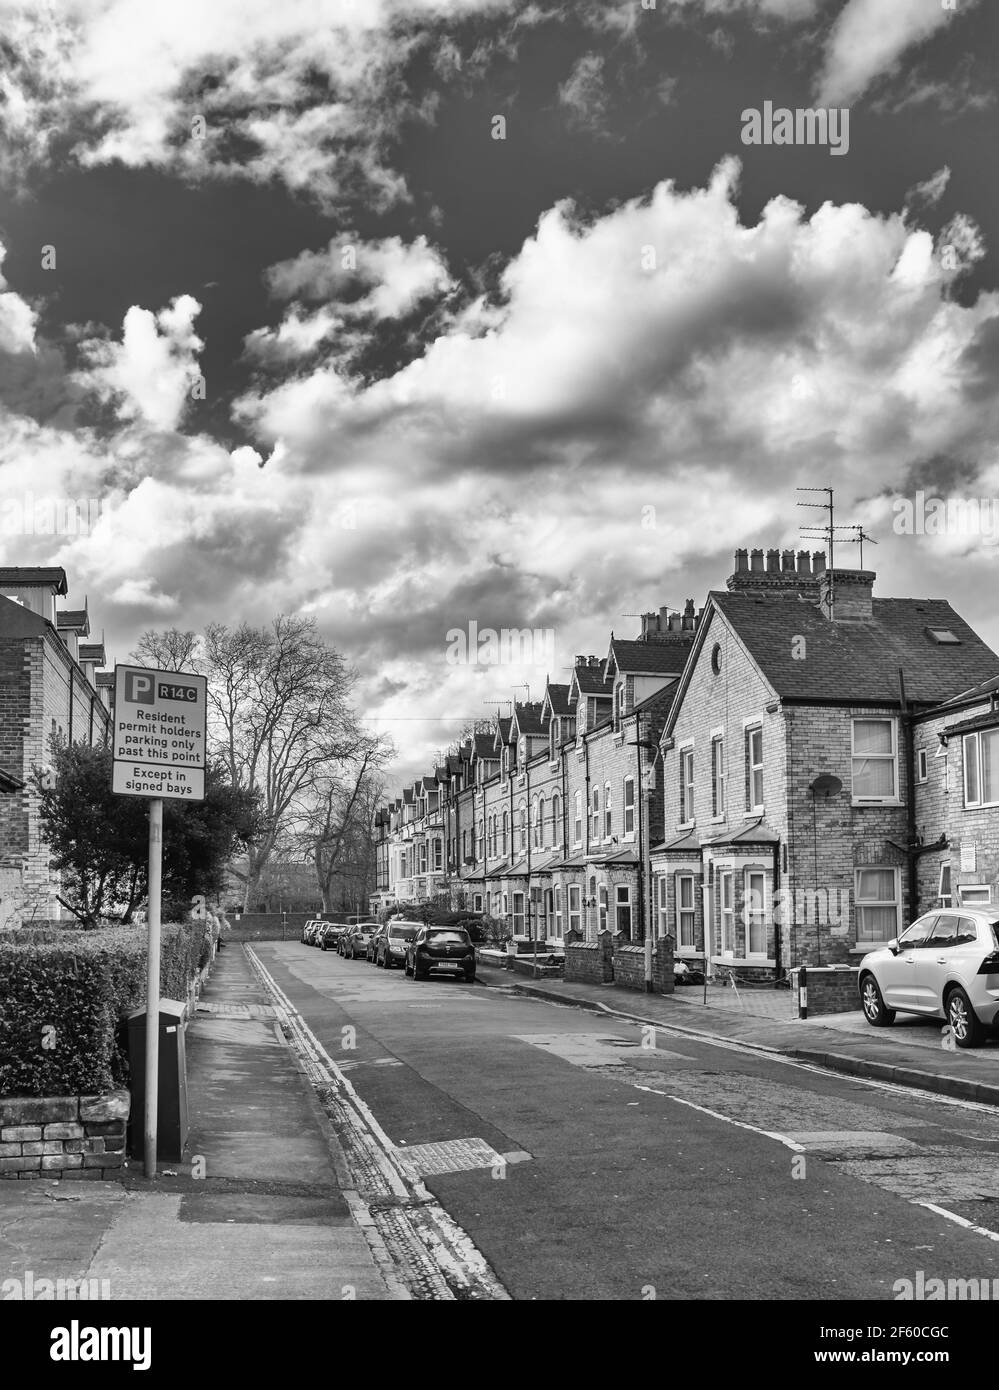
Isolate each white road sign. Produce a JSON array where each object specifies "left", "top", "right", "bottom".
[{"left": 112, "top": 664, "right": 208, "bottom": 801}]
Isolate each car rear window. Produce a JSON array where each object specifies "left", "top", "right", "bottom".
[
  {"left": 389, "top": 925, "right": 418, "bottom": 940},
  {"left": 427, "top": 930, "right": 470, "bottom": 944}
]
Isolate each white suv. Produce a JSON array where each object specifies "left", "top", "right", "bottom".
[{"left": 858, "top": 907, "right": 999, "bottom": 1047}]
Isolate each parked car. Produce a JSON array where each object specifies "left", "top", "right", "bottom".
[
  {"left": 858, "top": 906, "right": 999, "bottom": 1047},
  {"left": 319, "top": 923, "right": 346, "bottom": 952},
  {"left": 375, "top": 921, "right": 421, "bottom": 969},
  {"left": 342, "top": 923, "right": 378, "bottom": 959},
  {"left": 405, "top": 926, "right": 476, "bottom": 982},
  {"left": 302, "top": 919, "right": 323, "bottom": 944},
  {"left": 301, "top": 919, "right": 317, "bottom": 943}
]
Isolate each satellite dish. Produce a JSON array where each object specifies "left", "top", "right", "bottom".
[{"left": 809, "top": 773, "right": 843, "bottom": 797}]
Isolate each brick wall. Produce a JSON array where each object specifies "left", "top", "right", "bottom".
[
  {"left": 0, "top": 1090, "right": 129, "bottom": 1179},
  {"left": 228, "top": 912, "right": 316, "bottom": 940},
  {"left": 612, "top": 933, "right": 675, "bottom": 994},
  {"left": 789, "top": 965, "right": 860, "bottom": 1016},
  {"left": 914, "top": 702, "right": 999, "bottom": 913},
  {"left": 565, "top": 932, "right": 614, "bottom": 984}
]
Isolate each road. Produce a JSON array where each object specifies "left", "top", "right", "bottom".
[{"left": 252, "top": 941, "right": 999, "bottom": 1302}]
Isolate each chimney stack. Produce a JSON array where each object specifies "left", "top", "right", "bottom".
[
  {"left": 727, "top": 546, "right": 826, "bottom": 595},
  {"left": 818, "top": 569, "right": 875, "bottom": 622}
]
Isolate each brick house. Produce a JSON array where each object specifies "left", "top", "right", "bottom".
[
  {"left": 655, "top": 548, "right": 999, "bottom": 980},
  {"left": 0, "top": 567, "right": 113, "bottom": 926},
  {"left": 913, "top": 674, "right": 999, "bottom": 915}
]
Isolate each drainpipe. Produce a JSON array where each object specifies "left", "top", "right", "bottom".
[
  {"left": 772, "top": 838, "right": 782, "bottom": 979},
  {"left": 898, "top": 668, "right": 918, "bottom": 924},
  {"left": 635, "top": 711, "right": 646, "bottom": 944}
]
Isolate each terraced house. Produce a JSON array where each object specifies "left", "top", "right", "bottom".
[
  {"left": 654, "top": 549, "right": 999, "bottom": 981},
  {"left": 0, "top": 567, "right": 113, "bottom": 927}
]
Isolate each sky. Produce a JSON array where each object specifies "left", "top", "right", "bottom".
[{"left": 0, "top": 0, "right": 996, "bottom": 795}]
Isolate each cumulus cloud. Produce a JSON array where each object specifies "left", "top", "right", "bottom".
[
  {"left": 815, "top": 0, "right": 979, "bottom": 107},
  {"left": 74, "top": 295, "right": 204, "bottom": 432},
  {"left": 266, "top": 235, "right": 452, "bottom": 318},
  {"left": 0, "top": 241, "right": 37, "bottom": 356}
]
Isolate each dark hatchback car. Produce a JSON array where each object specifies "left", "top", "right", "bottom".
[{"left": 405, "top": 926, "right": 476, "bottom": 983}]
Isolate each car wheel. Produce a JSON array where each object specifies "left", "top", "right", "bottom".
[
  {"left": 860, "top": 975, "right": 895, "bottom": 1027},
  {"left": 947, "top": 987, "right": 986, "bottom": 1048}
]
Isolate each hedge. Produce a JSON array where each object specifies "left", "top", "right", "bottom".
[{"left": 0, "top": 920, "right": 214, "bottom": 1098}]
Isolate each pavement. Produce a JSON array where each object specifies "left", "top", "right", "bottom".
[
  {"left": 479, "top": 965, "right": 999, "bottom": 1106},
  {"left": 0, "top": 944, "right": 403, "bottom": 1301}
]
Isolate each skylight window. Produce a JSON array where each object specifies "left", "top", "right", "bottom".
[{"left": 927, "top": 628, "right": 961, "bottom": 644}]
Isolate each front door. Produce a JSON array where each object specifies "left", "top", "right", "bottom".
[{"left": 880, "top": 915, "right": 937, "bottom": 1010}]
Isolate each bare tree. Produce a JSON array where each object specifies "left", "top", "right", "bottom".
[
  {"left": 130, "top": 628, "right": 201, "bottom": 672},
  {"left": 299, "top": 736, "right": 392, "bottom": 911},
  {"left": 202, "top": 616, "right": 360, "bottom": 910}
]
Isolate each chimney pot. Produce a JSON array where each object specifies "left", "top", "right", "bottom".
[
  {"left": 750, "top": 548, "right": 765, "bottom": 572},
  {"left": 812, "top": 551, "right": 826, "bottom": 575},
  {"left": 683, "top": 598, "right": 695, "bottom": 617},
  {"left": 766, "top": 548, "right": 781, "bottom": 573},
  {"left": 796, "top": 550, "right": 810, "bottom": 574},
  {"left": 734, "top": 548, "right": 749, "bottom": 573},
  {"left": 781, "top": 549, "right": 795, "bottom": 572}
]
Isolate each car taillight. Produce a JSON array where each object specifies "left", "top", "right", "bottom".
[{"left": 977, "top": 952, "right": 999, "bottom": 975}]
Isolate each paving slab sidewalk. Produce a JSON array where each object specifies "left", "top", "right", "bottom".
[
  {"left": 483, "top": 967, "right": 999, "bottom": 1106},
  {"left": 0, "top": 946, "right": 399, "bottom": 1300}
]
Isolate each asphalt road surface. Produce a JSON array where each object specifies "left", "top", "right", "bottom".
[{"left": 254, "top": 941, "right": 999, "bottom": 1302}]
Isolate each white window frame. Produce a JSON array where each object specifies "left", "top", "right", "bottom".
[
  {"left": 851, "top": 717, "right": 899, "bottom": 804},
  {"left": 598, "top": 884, "right": 608, "bottom": 933},
  {"left": 957, "top": 883, "right": 993, "bottom": 905},
  {"left": 718, "top": 869, "right": 734, "bottom": 956},
  {"left": 938, "top": 861, "right": 952, "bottom": 907},
  {"left": 676, "top": 873, "right": 697, "bottom": 950},
  {"left": 622, "top": 777, "right": 635, "bottom": 838},
  {"left": 519, "top": 802, "right": 527, "bottom": 854},
  {"left": 591, "top": 786, "right": 601, "bottom": 841},
  {"left": 917, "top": 747, "right": 928, "bottom": 783},
  {"left": 552, "top": 793, "right": 561, "bottom": 847},
  {"left": 604, "top": 781, "right": 612, "bottom": 839},
  {"left": 433, "top": 839, "right": 443, "bottom": 872},
  {"left": 573, "top": 791, "right": 583, "bottom": 847},
  {"left": 537, "top": 795, "right": 545, "bottom": 849},
  {"left": 711, "top": 734, "right": 726, "bottom": 818},
  {"left": 501, "top": 811, "right": 508, "bottom": 857},
  {"left": 745, "top": 726, "right": 764, "bottom": 813},
  {"left": 656, "top": 875, "right": 668, "bottom": 938},
  {"left": 512, "top": 891, "right": 526, "bottom": 935},
  {"left": 568, "top": 884, "right": 582, "bottom": 935},
  {"left": 854, "top": 866, "right": 901, "bottom": 948},
  {"left": 532, "top": 796, "right": 539, "bottom": 849},
  {"left": 963, "top": 729, "right": 999, "bottom": 809},
  {"left": 680, "top": 746, "right": 695, "bottom": 826},
  {"left": 472, "top": 893, "right": 483, "bottom": 912},
  {"left": 554, "top": 887, "right": 563, "bottom": 939},
  {"left": 744, "top": 868, "right": 767, "bottom": 957},
  {"left": 615, "top": 884, "right": 632, "bottom": 936}
]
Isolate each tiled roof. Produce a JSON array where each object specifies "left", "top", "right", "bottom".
[
  {"left": 632, "top": 679, "right": 680, "bottom": 717},
  {"left": 714, "top": 591, "right": 999, "bottom": 706},
  {"left": 705, "top": 819, "right": 781, "bottom": 846},
  {"left": 651, "top": 829, "right": 702, "bottom": 854},
  {"left": 513, "top": 702, "right": 546, "bottom": 736},
  {"left": 496, "top": 718, "right": 512, "bottom": 743},
  {"left": 95, "top": 672, "right": 114, "bottom": 687},
  {"left": 77, "top": 643, "right": 106, "bottom": 664},
  {"left": 573, "top": 663, "right": 613, "bottom": 696},
  {"left": 585, "top": 847, "right": 641, "bottom": 866},
  {"left": 931, "top": 673, "right": 999, "bottom": 712},
  {"left": 943, "top": 710, "right": 999, "bottom": 738},
  {"left": 0, "top": 567, "right": 67, "bottom": 594},
  {"left": 544, "top": 683, "right": 572, "bottom": 718},
  {"left": 56, "top": 609, "right": 90, "bottom": 633},
  {"left": 608, "top": 638, "right": 689, "bottom": 677},
  {"left": 472, "top": 733, "right": 496, "bottom": 759}
]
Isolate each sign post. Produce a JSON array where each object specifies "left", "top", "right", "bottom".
[{"left": 112, "top": 665, "right": 207, "bottom": 1179}]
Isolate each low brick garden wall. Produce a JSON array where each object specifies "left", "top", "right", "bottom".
[
  {"left": 612, "top": 938, "right": 675, "bottom": 995},
  {"left": 565, "top": 939, "right": 615, "bottom": 984},
  {"left": 790, "top": 965, "right": 860, "bottom": 1016},
  {"left": 1, "top": 1090, "right": 129, "bottom": 1179},
  {"left": 228, "top": 912, "right": 316, "bottom": 941}
]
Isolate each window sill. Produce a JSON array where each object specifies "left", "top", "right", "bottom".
[
  {"left": 744, "top": 808, "right": 765, "bottom": 818},
  {"left": 710, "top": 815, "right": 726, "bottom": 824},
  {"left": 851, "top": 799, "right": 902, "bottom": 809},
  {"left": 710, "top": 956, "right": 775, "bottom": 967}
]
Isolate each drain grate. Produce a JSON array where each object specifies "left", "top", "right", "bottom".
[{"left": 396, "top": 1138, "right": 505, "bottom": 1177}]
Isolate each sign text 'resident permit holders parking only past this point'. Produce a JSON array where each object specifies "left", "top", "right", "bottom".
[{"left": 111, "top": 664, "right": 208, "bottom": 801}]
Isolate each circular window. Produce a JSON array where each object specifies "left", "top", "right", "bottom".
[{"left": 711, "top": 642, "right": 723, "bottom": 675}]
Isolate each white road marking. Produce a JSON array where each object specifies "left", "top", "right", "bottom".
[
  {"left": 632, "top": 1085, "right": 806, "bottom": 1153},
  {"left": 917, "top": 1202, "right": 999, "bottom": 1243}
]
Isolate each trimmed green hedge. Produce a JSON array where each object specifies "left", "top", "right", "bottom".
[{"left": 0, "top": 921, "right": 214, "bottom": 1098}]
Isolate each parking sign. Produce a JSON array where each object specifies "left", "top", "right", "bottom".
[{"left": 112, "top": 664, "right": 208, "bottom": 801}]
